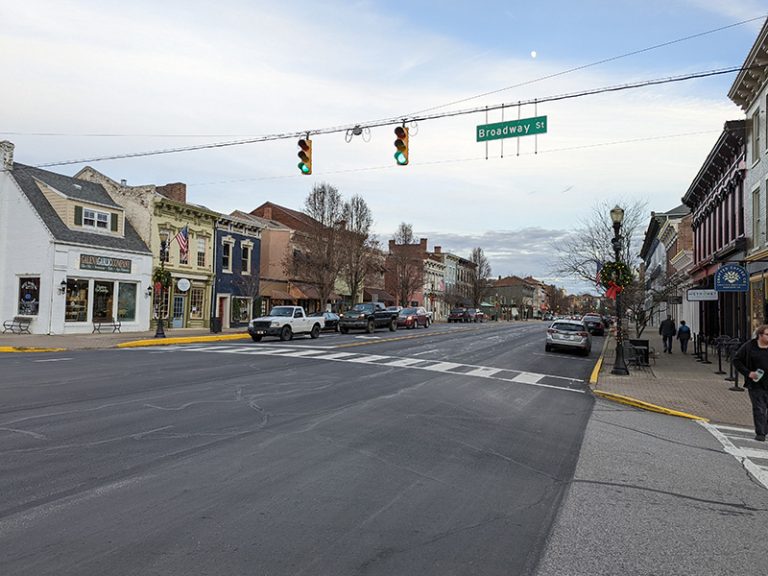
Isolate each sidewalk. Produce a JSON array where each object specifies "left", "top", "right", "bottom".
[
  {"left": 0, "top": 326, "right": 251, "bottom": 352},
  {"left": 594, "top": 330, "right": 753, "bottom": 428}
]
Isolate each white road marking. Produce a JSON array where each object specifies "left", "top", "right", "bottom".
[
  {"left": 279, "top": 349, "right": 328, "bottom": 357},
  {"left": 345, "top": 355, "right": 392, "bottom": 363},
  {"left": 32, "top": 358, "right": 73, "bottom": 362},
  {"left": 511, "top": 372, "right": 544, "bottom": 384},
  {"left": 384, "top": 358, "right": 427, "bottom": 367},
  {"left": 423, "top": 361, "right": 464, "bottom": 372},
  {"left": 465, "top": 367, "right": 503, "bottom": 378},
  {"left": 699, "top": 421, "right": 768, "bottom": 490}
]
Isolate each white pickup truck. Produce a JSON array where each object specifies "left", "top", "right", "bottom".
[{"left": 247, "top": 306, "right": 324, "bottom": 342}]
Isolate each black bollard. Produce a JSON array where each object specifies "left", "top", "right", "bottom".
[
  {"left": 693, "top": 334, "right": 702, "bottom": 360},
  {"left": 702, "top": 336, "right": 712, "bottom": 364},
  {"left": 714, "top": 337, "right": 726, "bottom": 375}
]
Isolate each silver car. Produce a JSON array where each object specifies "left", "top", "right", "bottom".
[{"left": 545, "top": 319, "right": 592, "bottom": 356}]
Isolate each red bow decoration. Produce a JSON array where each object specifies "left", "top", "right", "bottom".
[{"left": 605, "top": 281, "right": 624, "bottom": 300}]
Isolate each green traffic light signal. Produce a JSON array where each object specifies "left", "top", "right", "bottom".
[
  {"left": 394, "top": 126, "right": 409, "bottom": 166},
  {"left": 298, "top": 138, "right": 312, "bottom": 175}
]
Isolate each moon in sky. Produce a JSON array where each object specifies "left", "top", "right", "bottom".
[{"left": 530, "top": 50, "right": 537, "bottom": 59}]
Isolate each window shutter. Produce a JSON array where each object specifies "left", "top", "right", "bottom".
[
  {"left": 110, "top": 213, "right": 118, "bottom": 232},
  {"left": 74, "top": 206, "right": 83, "bottom": 225}
]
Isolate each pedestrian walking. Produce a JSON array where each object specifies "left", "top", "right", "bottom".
[
  {"left": 659, "top": 315, "right": 676, "bottom": 354},
  {"left": 676, "top": 320, "right": 691, "bottom": 354},
  {"left": 732, "top": 325, "right": 768, "bottom": 442}
]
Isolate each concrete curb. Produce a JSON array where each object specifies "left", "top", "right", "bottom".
[
  {"left": 589, "top": 337, "right": 611, "bottom": 385},
  {"left": 117, "top": 334, "right": 251, "bottom": 348},
  {"left": 593, "top": 390, "right": 709, "bottom": 421}
]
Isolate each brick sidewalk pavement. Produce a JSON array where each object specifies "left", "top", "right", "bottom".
[{"left": 594, "top": 330, "right": 753, "bottom": 427}]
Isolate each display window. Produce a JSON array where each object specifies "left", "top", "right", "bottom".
[
  {"left": 92, "top": 281, "right": 115, "bottom": 321},
  {"left": 65, "top": 279, "right": 89, "bottom": 322},
  {"left": 231, "top": 296, "right": 251, "bottom": 323},
  {"left": 18, "top": 277, "right": 40, "bottom": 315},
  {"left": 117, "top": 283, "right": 137, "bottom": 321},
  {"left": 190, "top": 288, "right": 204, "bottom": 319}
]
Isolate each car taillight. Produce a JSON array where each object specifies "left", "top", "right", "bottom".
[
  {"left": 547, "top": 328, "right": 556, "bottom": 334},
  {"left": 578, "top": 331, "right": 589, "bottom": 337}
]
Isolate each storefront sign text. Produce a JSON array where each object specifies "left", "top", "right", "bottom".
[{"left": 80, "top": 254, "right": 132, "bottom": 274}]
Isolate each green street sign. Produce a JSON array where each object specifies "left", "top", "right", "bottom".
[{"left": 476, "top": 115, "right": 547, "bottom": 142}]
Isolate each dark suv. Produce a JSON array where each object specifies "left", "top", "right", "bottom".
[
  {"left": 581, "top": 314, "right": 605, "bottom": 336},
  {"left": 448, "top": 308, "right": 469, "bottom": 323}
]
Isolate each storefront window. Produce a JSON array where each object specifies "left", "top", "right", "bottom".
[
  {"left": 190, "top": 288, "right": 204, "bottom": 319},
  {"left": 65, "top": 279, "right": 89, "bottom": 322},
  {"left": 18, "top": 277, "right": 40, "bottom": 315},
  {"left": 231, "top": 296, "right": 251, "bottom": 323},
  {"left": 117, "top": 283, "right": 137, "bottom": 321},
  {"left": 92, "top": 281, "right": 115, "bottom": 321}
]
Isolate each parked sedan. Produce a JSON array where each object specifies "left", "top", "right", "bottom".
[
  {"left": 397, "top": 307, "right": 430, "bottom": 329},
  {"left": 545, "top": 319, "right": 592, "bottom": 356},
  {"left": 309, "top": 311, "right": 340, "bottom": 332},
  {"left": 581, "top": 313, "right": 605, "bottom": 336}
]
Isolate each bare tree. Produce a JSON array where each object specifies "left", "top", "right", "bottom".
[
  {"left": 285, "top": 183, "right": 346, "bottom": 309},
  {"left": 386, "top": 222, "right": 424, "bottom": 307},
  {"left": 552, "top": 199, "right": 647, "bottom": 286},
  {"left": 339, "top": 195, "right": 380, "bottom": 306},
  {"left": 468, "top": 247, "right": 492, "bottom": 307}
]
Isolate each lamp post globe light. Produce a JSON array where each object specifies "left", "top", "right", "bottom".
[
  {"left": 154, "top": 230, "right": 169, "bottom": 339},
  {"left": 610, "top": 205, "right": 629, "bottom": 375}
]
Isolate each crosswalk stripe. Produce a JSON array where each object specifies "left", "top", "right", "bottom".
[
  {"left": 383, "top": 358, "right": 425, "bottom": 367},
  {"left": 423, "top": 361, "right": 464, "bottom": 372},
  {"left": 465, "top": 367, "right": 503, "bottom": 378},
  {"left": 699, "top": 421, "right": 768, "bottom": 490},
  {"left": 345, "top": 355, "right": 392, "bottom": 363},
  {"left": 510, "top": 372, "right": 544, "bottom": 384}
]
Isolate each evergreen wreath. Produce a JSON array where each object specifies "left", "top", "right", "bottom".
[
  {"left": 152, "top": 267, "right": 172, "bottom": 288},
  {"left": 600, "top": 261, "right": 632, "bottom": 289}
]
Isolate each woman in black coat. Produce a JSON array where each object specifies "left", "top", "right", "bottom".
[{"left": 732, "top": 325, "right": 768, "bottom": 442}]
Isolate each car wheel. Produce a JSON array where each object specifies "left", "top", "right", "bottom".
[
  {"left": 366, "top": 319, "right": 375, "bottom": 333},
  {"left": 310, "top": 324, "right": 321, "bottom": 339},
  {"left": 280, "top": 325, "right": 292, "bottom": 341},
  {"left": 545, "top": 344, "right": 552, "bottom": 352},
  {"left": 389, "top": 319, "right": 397, "bottom": 331},
  {"left": 340, "top": 326, "right": 349, "bottom": 334},
  {"left": 335, "top": 324, "right": 340, "bottom": 333},
  {"left": 425, "top": 318, "right": 430, "bottom": 328},
  {"left": 251, "top": 335, "right": 262, "bottom": 342}
]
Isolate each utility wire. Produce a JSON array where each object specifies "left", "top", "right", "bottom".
[{"left": 30, "top": 65, "right": 752, "bottom": 169}]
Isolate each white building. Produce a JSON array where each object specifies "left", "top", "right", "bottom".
[{"left": 0, "top": 142, "right": 153, "bottom": 334}]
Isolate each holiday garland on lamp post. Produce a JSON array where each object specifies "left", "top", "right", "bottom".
[{"left": 599, "top": 261, "right": 632, "bottom": 300}]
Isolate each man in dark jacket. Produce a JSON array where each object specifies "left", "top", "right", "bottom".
[
  {"left": 733, "top": 325, "right": 768, "bottom": 442},
  {"left": 676, "top": 320, "right": 691, "bottom": 354},
  {"left": 659, "top": 315, "right": 676, "bottom": 354}
]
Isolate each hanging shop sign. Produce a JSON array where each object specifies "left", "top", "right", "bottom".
[
  {"left": 687, "top": 289, "right": 718, "bottom": 301},
  {"left": 714, "top": 263, "right": 748, "bottom": 292},
  {"left": 80, "top": 254, "right": 132, "bottom": 274}
]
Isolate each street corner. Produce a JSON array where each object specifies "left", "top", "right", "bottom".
[
  {"left": 116, "top": 333, "right": 251, "bottom": 348},
  {"left": 592, "top": 390, "right": 708, "bottom": 422}
]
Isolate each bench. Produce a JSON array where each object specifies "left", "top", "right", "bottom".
[
  {"left": 92, "top": 317, "right": 121, "bottom": 333},
  {"left": 2, "top": 316, "right": 32, "bottom": 334}
]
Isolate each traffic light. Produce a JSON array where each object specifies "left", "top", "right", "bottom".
[
  {"left": 297, "top": 138, "right": 312, "bottom": 175},
  {"left": 394, "top": 126, "right": 409, "bottom": 166}
]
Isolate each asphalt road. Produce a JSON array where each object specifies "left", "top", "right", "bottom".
[{"left": 1, "top": 322, "right": 597, "bottom": 575}]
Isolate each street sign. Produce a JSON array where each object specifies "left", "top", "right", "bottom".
[
  {"left": 686, "top": 289, "right": 718, "bottom": 301},
  {"left": 476, "top": 116, "right": 547, "bottom": 142},
  {"left": 714, "top": 263, "right": 748, "bottom": 292}
]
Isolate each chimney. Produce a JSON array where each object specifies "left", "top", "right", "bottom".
[
  {"left": 157, "top": 182, "right": 187, "bottom": 203},
  {"left": 434, "top": 246, "right": 441, "bottom": 254},
  {"left": 0, "top": 141, "right": 14, "bottom": 171},
  {"left": 419, "top": 238, "right": 427, "bottom": 249},
  {"left": 120, "top": 179, "right": 127, "bottom": 186},
  {"left": 263, "top": 206, "right": 273, "bottom": 220}
]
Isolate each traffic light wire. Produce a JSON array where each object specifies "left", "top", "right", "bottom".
[{"left": 26, "top": 65, "right": 753, "bottom": 170}]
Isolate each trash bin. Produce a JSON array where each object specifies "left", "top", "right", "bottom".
[
  {"left": 210, "top": 317, "right": 222, "bottom": 333},
  {"left": 629, "top": 338, "right": 649, "bottom": 365}
]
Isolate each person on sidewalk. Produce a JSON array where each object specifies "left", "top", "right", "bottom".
[
  {"left": 732, "top": 325, "right": 768, "bottom": 442},
  {"left": 659, "top": 315, "right": 676, "bottom": 354},
  {"left": 676, "top": 320, "right": 691, "bottom": 354}
]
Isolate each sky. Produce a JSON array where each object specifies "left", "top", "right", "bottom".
[{"left": 2, "top": 1, "right": 766, "bottom": 294}]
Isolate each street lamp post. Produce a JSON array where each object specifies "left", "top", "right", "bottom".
[
  {"left": 155, "top": 230, "right": 169, "bottom": 338},
  {"left": 610, "top": 205, "right": 629, "bottom": 375}
]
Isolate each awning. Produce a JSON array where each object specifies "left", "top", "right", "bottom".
[
  {"left": 291, "top": 283, "right": 340, "bottom": 302},
  {"left": 261, "top": 287, "right": 295, "bottom": 301},
  {"left": 364, "top": 288, "right": 395, "bottom": 302}
]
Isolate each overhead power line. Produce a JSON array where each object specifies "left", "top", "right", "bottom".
[{"left": 31, "top": 65, "right": 752, "bottom": 169}]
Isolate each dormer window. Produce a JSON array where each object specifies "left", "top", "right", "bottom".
[{"left": 84, "top": 209, "right": 109, "bottom": 229}]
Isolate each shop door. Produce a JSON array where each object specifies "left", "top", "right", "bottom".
[{"left": 172, "top": 295, "right": 186, "bottom": 328}]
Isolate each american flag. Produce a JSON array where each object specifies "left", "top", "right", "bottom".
[
  {"left": 595, "top": 260, "right": 603, "bottom": 288},
  {"left": 174, "top": 226, "right": 189, "bottom": 258}
]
